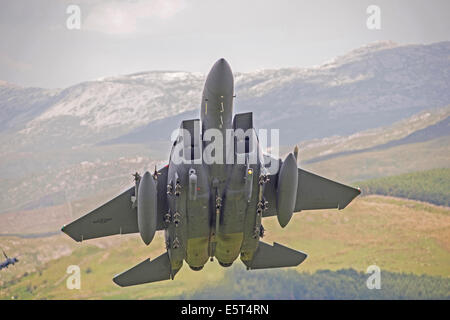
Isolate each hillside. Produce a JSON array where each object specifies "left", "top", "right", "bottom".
[
  {"left": 301, "top": 109, "right": 450, "bottom": 164},
  {"left": 1, "top": 104, "right": 448, "bottom": 216},
  {"left": 0, "top": 82, "right": 59, "bottom": 133},
  {"left": 1, "top": 41, "right": 449, "bottom": 151},
  {"left": 1, "top": 42, "right": 449, "bottom": 216},
  {"left": 100, "top": 41, "right": 450, "bottom": 146},
  {"left": 302, "top": 135, "right": 450, "bottom": 183},
  {"left": 358, "top": 169, "right": 450, "bottom": 206},
  {"left": 1, "top": 41, "right": 449, "bottom": 300},
  {"left": 1, "top": 195, "right": 449, "bottom": 299},
  {"left": 187, "top": 268, "right": 450, "bottom": 300}
]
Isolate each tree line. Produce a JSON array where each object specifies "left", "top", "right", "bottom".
[
  {"left": 185, "top": 267, "right": 450, "bottom": 300},
  {"left": 357, "top": 168, "right": 450, "bottom": 207}
]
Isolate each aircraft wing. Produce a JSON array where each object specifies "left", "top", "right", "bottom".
[
  {"left": 263, "top": 159, "right": 360, "bottom": 217},
  {"left": 62, "top": 166, "right": 168, "bottom": 242},
  {"left": 62, "top": 187, "right": 138, "bottom": 242},
  {"left": 294, "top": 168, "right": 360, "bottom": 211}
]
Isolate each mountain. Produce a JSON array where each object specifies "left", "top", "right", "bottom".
[
  {"left": 0, "top": 81, "right": 59, "bottom": 133},
  {"left": 296, "top": 105, "right": 450, "bottom": 183},
  {"left": 1, "top": 41, "right": 449, "bottom": 214},
  {"left": 2, "top": 41, "right": 449, "bottom": 151},
  {"left": 301, "top": 106, "right": 450, "bottom": 164},
  {"left": 1, "top": 41, "right": 449, "bottom": 300},
  {"left": 0, "top": 71, "right": 204, "bottom": 152},
  {"left": 103, "top": 41, "right": 450, "bottom": 146},
  {"left": 233, "top": 41, "right": 450, "bottom": 144}
]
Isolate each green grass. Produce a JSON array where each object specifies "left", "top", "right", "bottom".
[
  {"left": 0, "top": 233, "right": 227, "bottom": 300},
  {"left": 1, "top": 195, "right": 449, "bottom": 299},
  {"left": 357, "top": 168, "right": 450, "bottom": 207}
]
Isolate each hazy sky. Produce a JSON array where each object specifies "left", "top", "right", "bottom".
[{"left": 1, "top": 0, "right": 449, "bottom": 88}]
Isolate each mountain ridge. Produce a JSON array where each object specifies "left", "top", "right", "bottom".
[
  {"left": 1, "top": 41, "right": 449, "bottom": 214},
  {"left": 1, "top": 41, "right": 449, "bottom": 147}
]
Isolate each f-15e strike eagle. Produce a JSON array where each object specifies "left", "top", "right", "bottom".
[{"left": 62, "top": 58, "right": 360, "bottom": 287}]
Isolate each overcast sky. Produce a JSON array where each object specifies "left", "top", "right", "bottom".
[{"left": 1, "top": 0, "right": 449, "bottom": 88}]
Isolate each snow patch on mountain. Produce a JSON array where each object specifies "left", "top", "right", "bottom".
[
  {"left": 2, "top": 41, "right": 449, "bottom": 149},
  {"left": 28, "top": 71, "right": 204, "bottom": 131}
]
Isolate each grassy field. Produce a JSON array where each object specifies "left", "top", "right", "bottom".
[
  {"left": 1, "top": 195, "right": 448, "bottom": 299},
  {"left": 358, "top": 168, "right": 450, "bottom": 206}
]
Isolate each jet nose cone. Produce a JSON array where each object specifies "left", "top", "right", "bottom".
[
  {"left": 213, "top": 58, "right": 231, "bottom": 72},
  {"left": 205, "top": 58, "right": 234, "bottom": 95},
  {"left": 217, "top": 58, "right": 229, "bottom": 67}
]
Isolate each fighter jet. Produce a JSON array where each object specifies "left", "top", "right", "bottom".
[
  {"left": 62, "top": 58, "right": 360, "bottom": 287},
  {"left": 0, "top": 250, "right": 19, "bottom": 270}
]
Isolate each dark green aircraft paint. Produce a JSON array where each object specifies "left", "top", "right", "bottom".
[{"left": 61, "top": 59, "right": 361, "bottom": 286}]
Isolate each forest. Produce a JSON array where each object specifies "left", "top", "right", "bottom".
[
  {"left": 358, "top": 168, "right": 450, "bottom": 206},
  {"left": 186, "top": 267, "right": 450, "bottom": 300}
]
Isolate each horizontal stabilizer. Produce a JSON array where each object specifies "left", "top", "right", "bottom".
[
  {"left": 113, "top": 252, "right": 177, "bottom": 287},
  {"left": 246, "top": 242, "right": 307, "bottom": 270}
]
